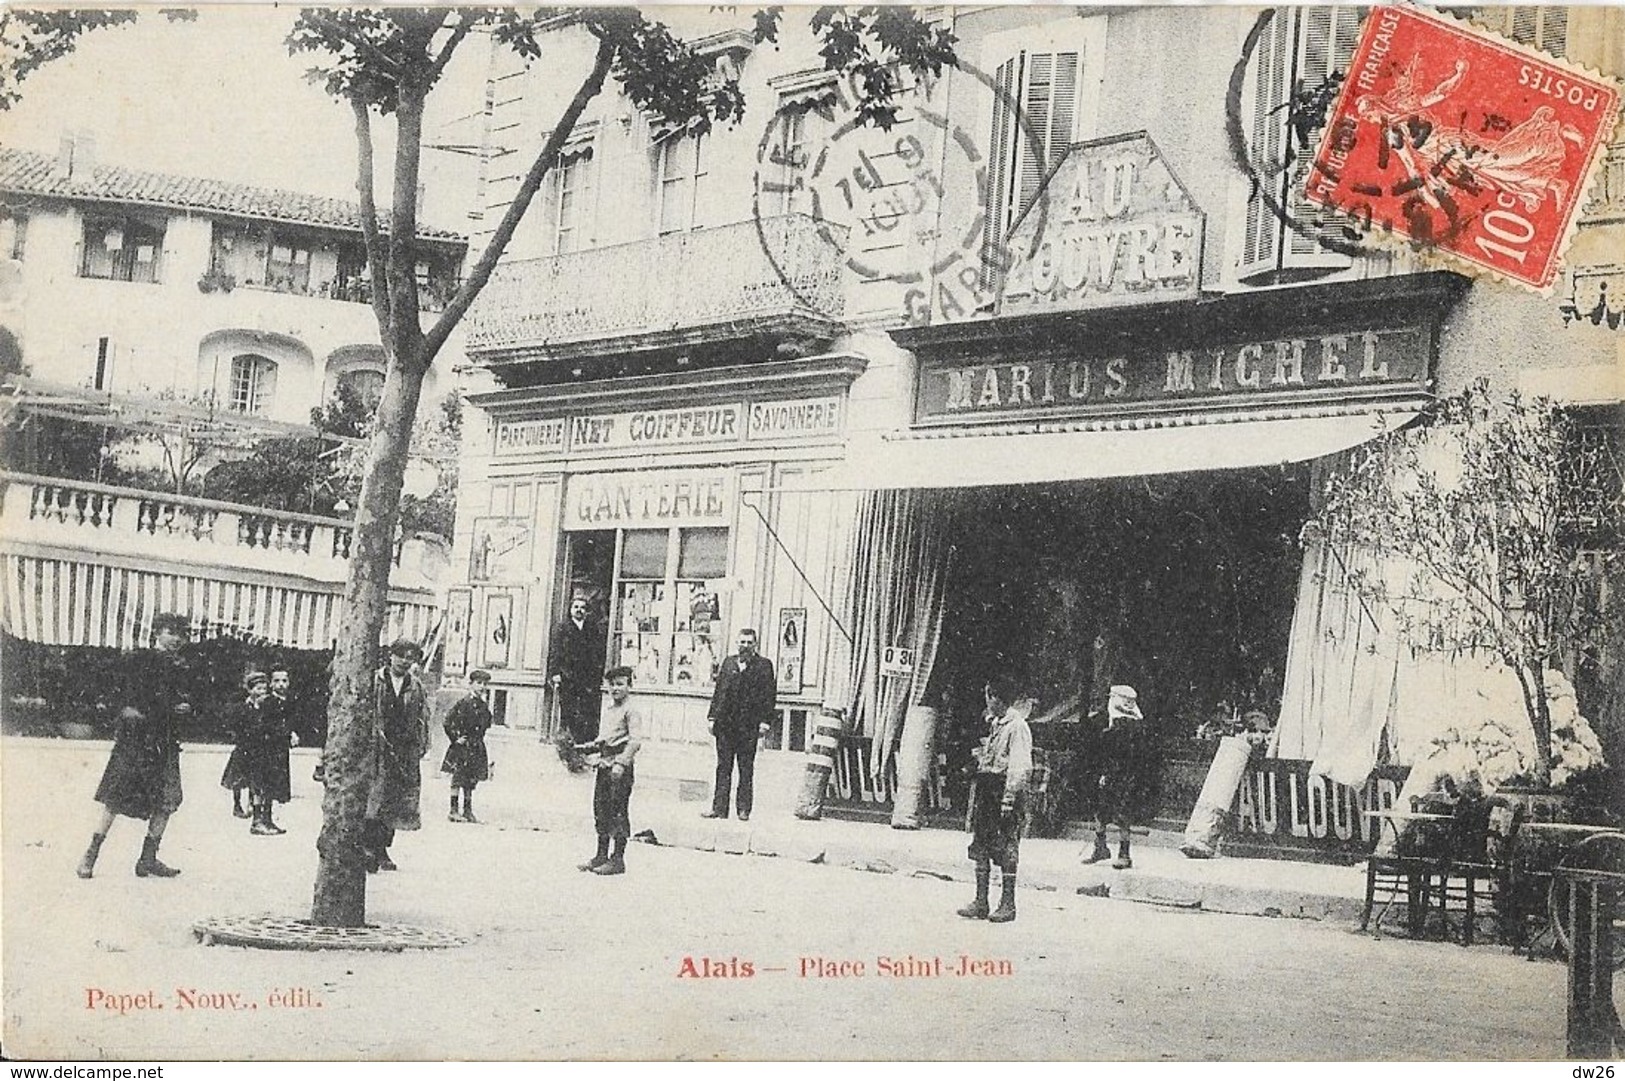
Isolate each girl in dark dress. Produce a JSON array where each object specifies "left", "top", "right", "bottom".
[
  {"left": 76, "top": 614, "right": 192, "bottom": 880},
  {"left": 240, "top": 672, "right": 293, "bottom": 836}
]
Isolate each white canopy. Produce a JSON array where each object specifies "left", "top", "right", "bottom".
[{"left": 808, "top": 408, "right": 1424, "bottom": 490}]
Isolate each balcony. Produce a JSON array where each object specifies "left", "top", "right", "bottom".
[
  {"left": 465, "top": 214, "right": 849, "bottom": 361},
  {"left": 0, "top": 472, "right": 445, "bottom": 593}
]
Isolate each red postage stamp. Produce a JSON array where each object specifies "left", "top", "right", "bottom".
[{"left": 1306, "top": 5, "right": 1622, "bottom": 291}]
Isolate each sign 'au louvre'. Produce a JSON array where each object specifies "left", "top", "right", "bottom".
[
  {"left": 997, "top": 131, "right": 1204, "bottom": 316},
  {"left": 915, "top": 325, "right": 1432, "bottom": 424}
]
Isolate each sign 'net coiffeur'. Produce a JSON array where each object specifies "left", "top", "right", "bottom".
[{"left": 996, "top": 131, "right": 1204, "bottom": 317}]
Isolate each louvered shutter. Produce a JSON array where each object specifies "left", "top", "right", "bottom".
[
  {"left": 1284, "top": 5, "right": 1362, "bottom": 266},
  {"left": 1236, "top": 9, "right": 1292, "bottom": 280},
  {"left": 985, "top": 50, "right": 1086, "bottom": 277},
  {"left": 983, "top": 56, "right": 1018, "bottom": 285},
  {"left": 1236, "top": 7, "right": 1360, "bottom": 281}
]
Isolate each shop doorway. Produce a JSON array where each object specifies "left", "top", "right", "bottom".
[
  {"left": 931, "top": 466, "right": 1311, "bottom": 809},
  {"left": 562, "top": 531, "right": 615, "bottom": 628}
]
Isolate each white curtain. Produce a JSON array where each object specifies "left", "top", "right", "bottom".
[
  {"left": 842, "top": 489, "right": 953, "bottom": 779},
  {"left": 1276, "top": 538, "right": 1605, "bottom": 789}
]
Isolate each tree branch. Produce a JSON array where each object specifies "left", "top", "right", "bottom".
[
  {"left": 429, "top": 13, "right": 472, "bottom": 81},
  {"left": 422, "top": 33, "right": 616, "bottom": 362},
  {"left": 351, "top": 96, "right": 392, "bottom": 334}
]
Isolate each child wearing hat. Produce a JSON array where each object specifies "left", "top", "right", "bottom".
[
  {"left": 441, "top": 670, "right": 494, "bottom": 823},
  {"left": 1081, "top": 684, "right": 1145, "bottom": 870},
  {"left": 576, "top": 666, "right": 642, "bottom": 876}
]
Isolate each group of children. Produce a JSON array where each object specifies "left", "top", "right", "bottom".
[
  {"left": 200, "top": 656, "right": 1116, "bottom": 921},
  {"left": 220, "top": 668, "right": 298, "bottom": 835}
]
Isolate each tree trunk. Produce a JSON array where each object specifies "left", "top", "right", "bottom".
[
  {"left": 311, "top": 344, "right": 427, "bottom": 925},
  {"left": 308, "top": 35, "right": 614, "bottom": 927},
  {"left": 1511, "top": 661, "right": 1554, "bottom": 787}
]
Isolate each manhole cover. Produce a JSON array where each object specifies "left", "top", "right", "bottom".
[{"left": 192, "top": 914, "right": 469, "bottom": 951}]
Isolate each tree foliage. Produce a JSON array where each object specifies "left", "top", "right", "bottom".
[{"left": 1305, "top": 382, "right": 1624, "bottom": 782}]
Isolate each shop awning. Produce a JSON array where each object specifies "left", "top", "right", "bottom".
[{"left": 809, "top": 407, "right": 1424, "bottom": 490}]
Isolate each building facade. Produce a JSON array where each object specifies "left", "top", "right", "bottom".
[
  {"left": 0, "top": 138, "right": 465, "bottom": 670},
  {"left": 0, "top": 137, "right": 466, "bottom": 424},
  {"left": 453, "top": 7, "right": 1623, "bottom": 833}
]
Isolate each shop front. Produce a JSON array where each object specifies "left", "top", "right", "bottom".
[
  {"left": 817, "top": 257, "right": 1469, "bottom": 848},
  {"left": 452, "top": 354, "right": 866, "bottom": 745}
]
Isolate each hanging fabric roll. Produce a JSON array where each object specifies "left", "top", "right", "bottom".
[
  {"left": 890, "top": 704, "right": 939, "bottom": 829},
  {"left": 1180, "top": 735, "right": 1254, "bottom": 858}
]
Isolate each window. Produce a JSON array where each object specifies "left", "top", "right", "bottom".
[
  {"left": 982, "top": 18, "right": 1106, "bottom": 276},
  {"left": 266, "top": 239, "right": 313, "bottom": 294},
  {"left": 338, "top": 367, "right": 385, "bottom": 409},
  {"left": 551, "top": 152, "right": 594, "bottom": 254},
  {"left": 769, "top": 105, "right": 831, "bottom": 217},
  {"left": 0, "top": 210, "right": 26, "bottom": 262},
  {"left": 1235, "top": 6, "right": 1364, "bottom": 283},
  {"left": 229, "top": 354, "right": 277, "bottom": 415},
  {"left": 93, "top": 337, "right": 113, "bottom": 391},
  {"left": 614, "top": 526, "right": 728, "bottom": 688},
  {"left": 79, "top": 215, "right": 164, "bottom": 283},
  {"left": 656, "top": 132, "right": 708, "bottom": 236}
]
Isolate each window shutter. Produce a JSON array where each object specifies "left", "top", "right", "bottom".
[
  {"left": 1284, "top": 5, "right": 1361, "bottom": 266},
  {"left": 258, "top": 360, "right": 277, "bottom": 415},
  {"left": 1236, "top": 9, "right": 1291, "bottom": 280},
  {"left": 1236, "top": 7, "right": 1359, "bottom": 282},
  {"left": 984, "top": 56, "right": 1018, "bottom": 283}
]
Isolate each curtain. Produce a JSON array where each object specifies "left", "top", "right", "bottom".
[{"left": 841, "top": 489, "right": 953, "bottom": 780}]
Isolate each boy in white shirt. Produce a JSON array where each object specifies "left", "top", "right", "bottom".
[{"left": 576, "top": 666, "right": 642, "bottom": 876}]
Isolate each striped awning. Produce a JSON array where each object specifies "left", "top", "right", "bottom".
[{"left": 0, "top": 554, "right": 437, "bottom": 651}]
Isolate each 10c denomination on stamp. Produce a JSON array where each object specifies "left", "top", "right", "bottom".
[{"left": 1306, "top": 4, "right": 1621, "bottom": 291}]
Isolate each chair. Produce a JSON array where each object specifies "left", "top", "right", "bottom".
[
  {"left": 1437, "top": 801, "right": 1522, "bottom": 946},
  {"left": 1361, "top": 799, "right": 1453, "bottom": 938}
]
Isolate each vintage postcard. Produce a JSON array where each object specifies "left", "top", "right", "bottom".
[{"left": 1, "top": 2, "right": 1622, "bottom": 1066}]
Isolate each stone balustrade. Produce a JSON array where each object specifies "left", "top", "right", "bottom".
[
  {"left": 1, "top": 472, "right": 424, "bottom": 587},
  {"left": 465, "top": 214, "right": 849, "bottom": 357}
]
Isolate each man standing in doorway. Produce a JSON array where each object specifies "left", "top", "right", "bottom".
[
  {"left": 702, "top": 628, "right": 776, "bottom": 822},
  {"left": 548, "top": 593, "right": 604, "bottom": 772}
]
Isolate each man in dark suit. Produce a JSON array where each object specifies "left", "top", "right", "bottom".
[
  {"left": 701, "top": 627, "right": 776, "bottom": 822},
  {"left": 548, "top": 593, "right": 605, "bottom": 763}
]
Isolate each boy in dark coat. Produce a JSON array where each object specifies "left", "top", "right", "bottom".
[
  {"left": 77, "top": 614, "right": 193, "bottom": 879},
  {"left": 363, "top": 638, "right": 430, "bottom": 872},
  {"left": 220, "top": 683, "right": 254, "bottom": 819},
  {"left": 441, "top": 670, "right": 493, "bottom": 823},
  {"left": 1080, "top": 684, "right": 1147, "bottom": 869}
]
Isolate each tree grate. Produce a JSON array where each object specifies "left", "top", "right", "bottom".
[{"left": 192, "top": 914, "right": 470, "bottom": 952}]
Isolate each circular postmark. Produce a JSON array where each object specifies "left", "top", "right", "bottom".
[{"left": 751, "top": 60, "right": 1051, "bottom": 327}]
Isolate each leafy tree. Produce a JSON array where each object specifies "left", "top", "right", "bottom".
[
  {"left": 203, "top": 380, "right": 375, "bottom": 515},
  {"left": 1306, "top": 382, "right": 1624, "bottom": 784}
]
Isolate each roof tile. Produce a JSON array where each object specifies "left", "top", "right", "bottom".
[{"left": 0, "top": 145, "right": 465, "bottom": 244}]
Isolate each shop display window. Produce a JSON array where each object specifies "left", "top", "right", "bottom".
[{"left": 612, "top": 526, "right": 727, "bottom": 690}]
